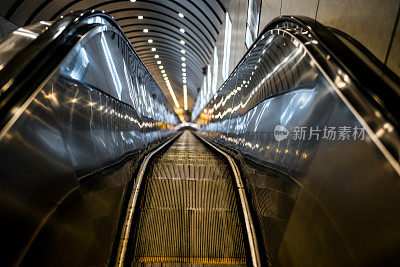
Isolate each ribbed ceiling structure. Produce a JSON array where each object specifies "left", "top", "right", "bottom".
[{"left": 0, "top": 0, "right": 227, "bottom": 113}]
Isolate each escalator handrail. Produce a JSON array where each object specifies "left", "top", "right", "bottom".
[
  {"left": 0, "top": 10, "right": 178, "bottom": 132},
  {"left": 200, "top": 15, "right": 400, "bottom": 132},
  {"left": 287, "top": 16, "right": 400, "bottom": 130}
]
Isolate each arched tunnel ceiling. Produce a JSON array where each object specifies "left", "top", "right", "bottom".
[{"left": 0, "top": 0, "right": 228, "bottom": 113}]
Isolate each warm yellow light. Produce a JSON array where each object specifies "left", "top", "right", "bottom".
[
  {"left": 151, "top": 47, "right": 156, "bottom": 51},
  {"left": 182, "top": 63, "right": 186, "bottom": 67},
  {"left": 182, "top": 68, "right": 186, "bottom": 72},
  {"left": 148, "top": 39, "right": 153, "bottom": 43},
  {"left": 181, "top": 49, "right": 185, "bottom": 54},
  {"left": 159, "top": 65, "right": 163, "bottom": 69},
  {"left": 183, "top": 85, "right": 188, "bottom": 110},
  {"left": 179, "top": 28, "right": 185, "bottom": 33},
  {"left": 45, "top": 93, "right": 56, "bottom": 99},
  {"left": 180, "top": 40, "right": 185, "bottom": 45},
  {"left": 138, "top": 15, "right": 143, "bottom": 19},
  {"left": 165, "top": 81, "right": 180, "bottom": 108},
  {"left": 181, "top": 57, "right": 186, "bottom": 61},
  {"left": 154, "top": 54, "right": 159, "bottom": 58},
  {"left": 143, "top": 28, "right": 148, "bottom": 33},
  {"left": 157, "top": 60, "right": 161, "bottom": 64},
  {"left": 178, "top": 13, "right": 184, "bottom": 18},
  {"left": 161, "top": 70, "right": 165, "bottom": 73}
]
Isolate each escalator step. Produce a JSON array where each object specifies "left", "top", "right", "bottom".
[{"left": 130, "top": 131, "right": 247, "bottom": 265}]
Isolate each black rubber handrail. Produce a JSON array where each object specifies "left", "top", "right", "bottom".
[
  {"left": 201, "top": 15, "right": 400, "bottom": 132},
  {"left": 0, "top": 10, "right": 178, "bottom": 131},
  {"left": 289, "top": 16, "right": 400, "bottom": 130}
]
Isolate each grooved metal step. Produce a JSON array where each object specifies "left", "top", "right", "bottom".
[{"left": 130, "top": 131, "right": 247, "bottom": 266}]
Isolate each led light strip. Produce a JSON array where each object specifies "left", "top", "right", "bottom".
[
  {"left": 183, "top": 85, "right": 188, "bottom": 110},
  {"left": 143, "top": 11, "right": 187, "bottom": 110},
  {"left": 167, "top": 82, "right": 180, "bottom": 108}
]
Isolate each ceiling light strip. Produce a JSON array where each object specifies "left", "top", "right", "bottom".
[
  {"left": 168, "top": 84, "right": 180, "bottom": 108},
  {"left": 183, "top": 85, "right": 188, "bottom": 110}
]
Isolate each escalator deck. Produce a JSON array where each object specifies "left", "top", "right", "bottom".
[{"left": 130, "top": 131, "right": 247, "bottom": 265}]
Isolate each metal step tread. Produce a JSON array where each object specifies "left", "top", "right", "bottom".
[{"left": 130, "top": 131, "right": 246, "bottom": 265}]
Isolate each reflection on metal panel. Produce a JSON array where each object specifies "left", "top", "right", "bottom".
[
  {"left": 194, "top": 22, "right": 400, "bottom": 266},
  {"left": 0, "top": 13, "right": 178, "bottom": 266},
  {"left": 0, "top": 22, "right": 50, "bottom": 69}
]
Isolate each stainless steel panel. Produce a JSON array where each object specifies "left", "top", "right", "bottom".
[
  {"left": 0, "top": 14, "right": 178, "bottom": 266},
  {"left": 0, "top": 21, "right": 50, "bottom": 67},
  {"left": 194, "top": 24, "right": 400, "bottom": 266}
]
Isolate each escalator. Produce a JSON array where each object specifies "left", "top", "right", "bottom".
[
  {"left": 0, "top": 9, "right": 400, "bottom": 267},
  {"left": 128, "top": 130, "right": 247, "bottom": 265}
]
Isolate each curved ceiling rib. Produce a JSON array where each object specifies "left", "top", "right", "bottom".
[
  {"left": 132, "top": 37, "right": 205, "bottom": 64},
  {"left": 140, "top": 51, "right": 202, "bottom": 79},
  {"left": 121, "top": 20, "right": 213, "bottom": 49},
  {"left": 0, "top": 0, "right": 226, "bottom": 115},
  {"left": 125, "top": 27, "right": 210, "bottom": 62},
  {"left": 91, "top": 1, "right": 218, "bottom": 41},
  {"left": 141, "top": 56, "right": 203, "bottom": 83},
  {"left": 113, "top": 9, "right": 214, "bottom": 53},
  {"left": 135, "top": 43, "right": 204, "bottom": 71},
  {"left": 143, "top": 56, "right": 202, "bottom": 82},
  {"left": 49, "top": 0, "right": 220, "bottom": 38},
  {"left": 136, "top": 47, "right": 203, "bottom": 91}
]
